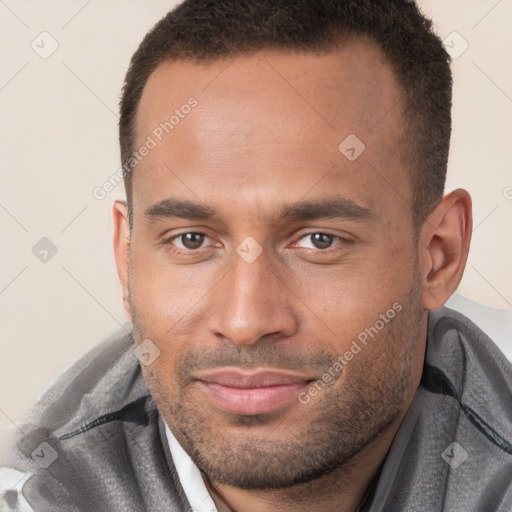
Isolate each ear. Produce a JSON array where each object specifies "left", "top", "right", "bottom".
[
  {"left": 419, "top": 188, "right": 472, "bottom": 311},
  {"left": 113, "top": 200, "right": 132, "bottom": 321}
]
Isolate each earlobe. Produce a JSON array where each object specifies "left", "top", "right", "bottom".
[
  {"left": 420, "top": 189, "right": 472, "bottom": 311},
  {"left": 112, "top": 200, "right": 132, "bottom": 321}
]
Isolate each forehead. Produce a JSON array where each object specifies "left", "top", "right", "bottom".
[
  {"left": 137, "top": 38, "right": 401, "bottom": 139},
  {"left": 133, "top": 39, "right": 410, "bottom": 225}
]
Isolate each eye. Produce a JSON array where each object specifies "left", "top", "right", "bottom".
[
  {"left": 296, "top": 232, "right": 340, "bottom": 250},
  {"left": 171, "top": 232, "right": 209, "bottom": 250}
]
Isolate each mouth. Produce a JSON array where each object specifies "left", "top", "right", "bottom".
[{"left": 195, "top": 368, "right": 315, "bottom": 415}]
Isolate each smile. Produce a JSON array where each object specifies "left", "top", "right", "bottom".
[{"left": 195, "top": 368, "right": 314, "bottom": 415}]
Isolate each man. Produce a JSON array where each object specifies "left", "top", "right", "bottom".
[{"left": 2, "top": 0, "right": 511, "bottom": 510}]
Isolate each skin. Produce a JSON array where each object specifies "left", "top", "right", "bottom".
[{"left": 113, "top": 38, "right": 472, "bottom": 512}]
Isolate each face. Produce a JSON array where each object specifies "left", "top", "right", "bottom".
[{"left": 124, "top": 39, "right": 427, "bottom": 489}]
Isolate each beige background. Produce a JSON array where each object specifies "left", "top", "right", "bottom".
[{"left": 1, "top": 0, "right": 511, "bottom": 440}]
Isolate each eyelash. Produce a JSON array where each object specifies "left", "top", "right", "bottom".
[
  {"left": 292, "top": 233, "right": 345, "bottom": 251},
  {"left": 164, "top": 231, "right": 211, "bottom": 255},
  {"left": 163, "top": 231, "right": 349, "bottom": 255}
]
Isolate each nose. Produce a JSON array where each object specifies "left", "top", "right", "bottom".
[{"left": 207, "top": 249, "right": 299, "bottom": 347}]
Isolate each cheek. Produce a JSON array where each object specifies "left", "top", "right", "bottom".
[
  {"left": 140, "top": 357, "right": 181, "bottom": 419},
  {"left": 300, "top": 253, "right": 410, "bottom": 316},
  {"left": 295, "top": 252, "right": 416, "bottom": 361},
  {"left": 129, "top": 249, "right": 217, "bottom": 327}
]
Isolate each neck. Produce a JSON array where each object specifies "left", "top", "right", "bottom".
[{"left": 202, "top": 422, "right": 396, "bottom": 512}]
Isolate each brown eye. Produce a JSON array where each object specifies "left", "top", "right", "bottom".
[
  {"left": 175, "top": 232, "right": 207, "bottom": 250},
  {"left": 310, "top": 233, "right": 334, "bottom": 249},
  {"left": 297, "top": 232, "right": 337, "bottom": 250}
]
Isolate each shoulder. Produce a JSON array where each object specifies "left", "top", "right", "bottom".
[
  {"left": 445, "top": 293, "right": 512, "bottom": 362},
  {"left": 17, "top": 326, "right": 147, "bottom": 440},
  {"left": 425, "top": 306, "right": 512, "bottom": 451},
  {"left": 0, "top": 328, "right": 173, "bottom": 511},
  {"left": 367, "top": 306, "right": 512, "bottom": 509},
  {"left": 428, "top": 305, "right": 512, "bottom": 386}
]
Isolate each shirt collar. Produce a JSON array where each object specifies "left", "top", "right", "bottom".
[{"left": 164, "top": 420, "right": 218, "bottom": 512}]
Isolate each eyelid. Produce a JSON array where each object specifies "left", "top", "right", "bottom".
[
  {"left": 160, "top": 226, "right": 212, "bottom": 242},
  {"left": 296, "top": 233, "right": 339, "bottom": 249},
  {"left": 169, "top": 230, "right": 209, "bottom": 241},
  {"left": 161, "top": 230, "right": 216, "bottom": 253},
  {"left": 291, "top": 230, "right": 352, "bottom": 248}
]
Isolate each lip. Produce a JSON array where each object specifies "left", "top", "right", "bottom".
[{"left": 195, "top": 368, "right": 314, "bottom": 415}]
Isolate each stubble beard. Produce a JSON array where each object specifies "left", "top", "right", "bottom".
[{"left": 130, "top": 273, "right": 424, "bottom": 490}]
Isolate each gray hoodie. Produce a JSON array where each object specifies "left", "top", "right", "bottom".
[{"left": 1, "top": 307, "right": 511, "bottom": 511}]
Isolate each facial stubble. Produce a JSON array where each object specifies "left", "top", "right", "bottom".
[{"left": 129, "top": 273, "right": 424, "bottom": 490}]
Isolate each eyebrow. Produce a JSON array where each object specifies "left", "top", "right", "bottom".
[
  {"left": 144, "top": 196, "right": 375, "bottom": 223},
  {"left": 279, "top": 198, "right": 375, "bottom": 223},
  {"left": 144, "top": 199, "right": 214, "bottom": 221}
]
